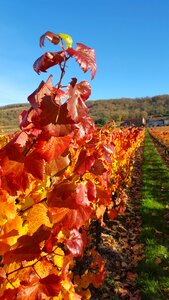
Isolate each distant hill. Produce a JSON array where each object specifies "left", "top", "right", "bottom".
[
  {"left": 87, "top": 94, "right": 169, "bottom": 124},
  {"left": 0, "top": 103, "right": 30, "bottom": 133},
  {"left": 0, "top": 94, "right": 169, "bottom": 131}
]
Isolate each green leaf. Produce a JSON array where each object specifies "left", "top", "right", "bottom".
[{"left": 59, "top": 33, "right": 73, "bottom": 48}]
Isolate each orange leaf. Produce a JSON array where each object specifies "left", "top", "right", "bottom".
[
  {"left": 27, "top": 203, "right": 52, "bottom": 235},
  {"left": 36, "top": 135, "right": 71, "bottom": 163},
  {"left": 127, "top": 272, "right": 138, "bottom": 281},
  {"left": 155, "top": 257, "right": 161, "bottom": 265}
]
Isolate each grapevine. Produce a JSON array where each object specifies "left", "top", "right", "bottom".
[{"left": 0, "top": 31, "right": 144, "bottom": 299}]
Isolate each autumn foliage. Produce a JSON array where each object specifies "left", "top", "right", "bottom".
[
  {"left": 149, "top": 126, "right": 169, "bottom": 149},
  {"left": 0, "top": 31, "right": 145, "bottom": 299}
]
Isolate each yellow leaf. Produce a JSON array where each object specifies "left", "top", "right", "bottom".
[
  {"left": 96, "top": 204, "right": 106, "bottom": 219},
  {"left": 0, "top": 200, "right": 16, "bottom": 225},
  {"left": 59, "top": 33, "right": 73, "bottom": 48},
  {"left": 61, "top": 277, "right": 72, "bottom": 291},
  {"left": 57, "top": 230, "right": 65, "bottom": 243},
  {"left": 53, "top": 247, "right": 65, "bottom": 269},
  {"left": 0, "top": 215, "right": 25, "bottom": 249},
  {"left": 34, "top": 259, "right": 54, "bottom": 278},
  {"left": 6, "top": 277, "right": 20, "bottom": 289},
  {"left": 26, "top": 203, "right": 52, "bottom": 234}
]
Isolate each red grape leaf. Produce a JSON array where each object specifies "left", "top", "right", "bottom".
[
  {"left": 40, "top": 31, "right": 61, "bottom": 47},
  {"left": 5, "top": 131, "right": 29, "bottom": 150},
  {"left": 16, "top": 273, "right": 41, "bottom": 300},
  {"left": 0, "top": 158, "right": 29, "bottom": 194},
  {"left": 92, "top": 258, "right": 106, "bottom": 288},
  {"left": 0, "top": 242, "right": 10, "bottom": 255},
  {"left": 57, "top": 102, "right": 76, "bottom": 125},
  {"left": 0, "top": 288, "right": 18, "bottom": 300},
  {"left": 4, "top": 143, "right": 24, "bottom": 162},
  {"left": 24, "top": 151, "right": 45, "bottom": 180},
  {"left": 75, "top": 181, "right": 96, "bottom": 206},
  {"left": 66, "top": 80, "right": 91, "bottom": 122},
  {"left": 72, "top": 115, "right": 95, "bottom": 145},
  {"left": 3, "top": 226, "right": 51, "bottom": 264},
  {"left": 19, "top": 108, "right": 42, "bottom": 134},
  {"left": 33, "top": 51, "right": 65, "bottom": 74},
  {"left": 16, "top": 285, "right": 39, "bottom": 300},
  {"left": 49, "top": 205, "right": 92, "bottom": 230},
  {"left": 91, "top": 159, "right": 107, "bottom": 175},
  {"left": 85, "top": 180, "right": 96, "bottom": 202},
  {"left": 46, "top": 154, "right": 70, "bottom": 176},
  {"left": 51, "top": 88, "right": 66, "bottom": 103},
  {"left": 2, "top": 131, "right": 28, "bottom": 165},
  {"left": 26, "top": 77, "right": 62, "bottom": 127},
  {"left": 3, "top": 244, "right": 41, "bottom": 264},
  {"left": 35, "top": 135, "right": 71, "bottom": 163},
  {"left": 15, "top": 131, "right": 29, "bottom": 147},
  {"left": 48, "top": 181, "right": 93, "bottom": 229},
  {"left": 28, "top": 75, "right": 53, "bottom": 109},
  {"left": 96, "top": 186, "right": 111, "bottom": 206},
  {"left": 40, "top": 274, "right": 62, "bottom": 296},
  {"left": 16, "top": 272, "right": 61, "bottom": 299},
  {"left": 108, "top": 208, "right": 117, "bottom": 220},
  {"left": 74, "top": 149, "right": 95, "bottom": 174},
  {"left": 67, "top": 43, "right": 96, "bottom": 79},
  {"left": 32, "top": 225, "right": 51, "bottom": 245},
  {"left": 65, "top": 229, "right": 84, "bottom": 257},
  {"left": 0, "top": 267, "right": 6, "bottom": 281}
]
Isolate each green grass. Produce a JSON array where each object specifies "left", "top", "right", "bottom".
[{"left": 137, "top": 131, "right": 169, "bottom": 300}]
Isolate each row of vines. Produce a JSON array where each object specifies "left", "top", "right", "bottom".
[
  {"left": 149, "top": 126, "right": 169, "bottom": 149},
  {"left": 0, "top": 31, "right": 145, "bottom": 299}
]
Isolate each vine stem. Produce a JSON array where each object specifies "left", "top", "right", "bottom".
[
  {"left": 54, "top": 53, "right": 70, "bottom": 124},
  {"left": 6, "top": 247, "right": 61, "bottom": 278},
  {"left": 57, "top": 55, "right": 69, "bottom": 90}
]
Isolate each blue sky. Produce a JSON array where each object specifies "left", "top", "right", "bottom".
[{"left": 0, "top": 0, "right": 169, "bottom": 106}]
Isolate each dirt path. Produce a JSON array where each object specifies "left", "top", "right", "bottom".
[
  {"left": 91, "top": 144, "right": 144, "bottom": 300},
  {"left": 91, "top": 131, "right": 169, "bottom": 300}
]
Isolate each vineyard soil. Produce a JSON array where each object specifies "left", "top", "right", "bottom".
[
  {"left": 91, "top": 131, "right": 169, "bottom": 300},
  {"left": 90, "top": 143, "right": 144, "bottom": 300}
]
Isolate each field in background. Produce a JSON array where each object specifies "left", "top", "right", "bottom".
[
  {"left": 0, "top": 104, "right": 29, "bottom": 133},
  {"left": 1, "top": 94, "right": 169, "bottom": 132}
]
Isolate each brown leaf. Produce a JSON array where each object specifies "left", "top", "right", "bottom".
[
  {"left": 40, "top": 31, "right": 61, "bottom": 47},
  {"left": 127, "top": 272, "right": 138, "bottom": 281}
]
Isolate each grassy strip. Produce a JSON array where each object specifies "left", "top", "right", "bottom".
[{"left": 137, "top": 131, "right": 169, "bottom": 299}]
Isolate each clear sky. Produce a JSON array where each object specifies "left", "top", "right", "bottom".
[{"left": 0, "top": 0, "right": 169, "bottom": 106}]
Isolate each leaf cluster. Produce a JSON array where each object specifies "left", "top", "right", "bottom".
[{"left": 0, "top": 31, "right": 145, "bottom": 299}]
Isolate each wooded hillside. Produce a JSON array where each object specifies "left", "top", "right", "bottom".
[
  {"left": 0, "top": 94, "right": 169, "bottom": 130},
  {"left": 87, "top": 94, "right": 169, "bottom": 124}
]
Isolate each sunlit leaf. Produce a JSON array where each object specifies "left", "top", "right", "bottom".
[
  {"left": 65, "top": 229, "right": 84, "bottom": 257},
  {"left": 67, "top": 43, "right": 96, "bottom": 79},
  {"left": 40, "top": 31, "right": 61, "bottom": 47},
  {"left": 59, "top": 33, "right": 73, "bottom": 48},
  {"left": 27, "top": 203, "right": 52, "bottom": 234},
  {"left": 33, "top": 51, "right": 65, "bottom": 74}
]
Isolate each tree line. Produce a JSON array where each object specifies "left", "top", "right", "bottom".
[{"left": 0, "top": 94, "right": 169, "bottom": 127}]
